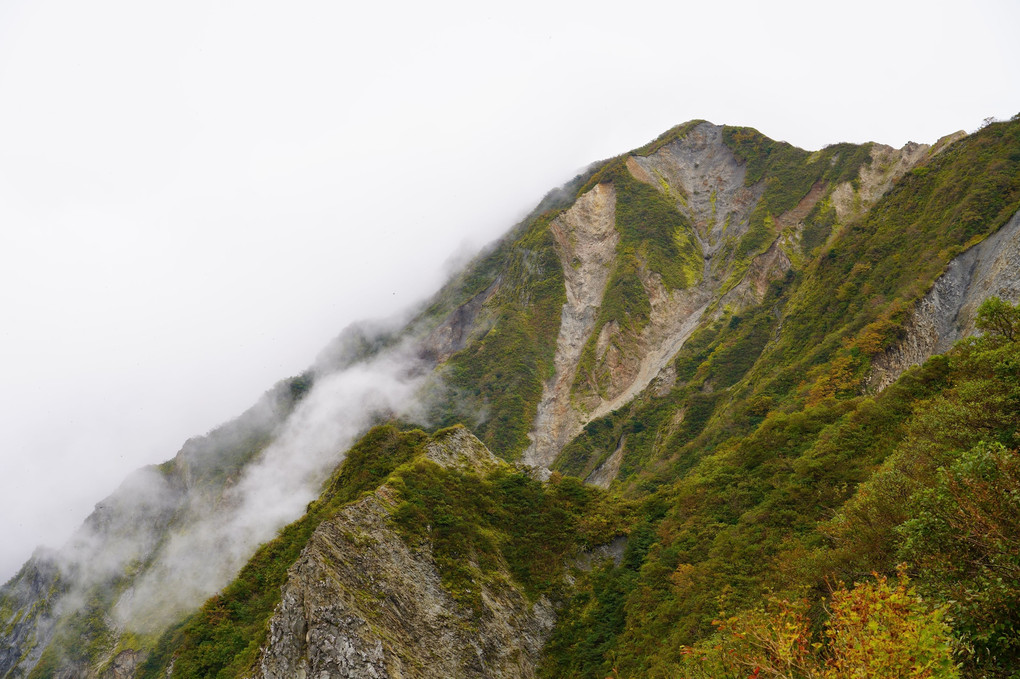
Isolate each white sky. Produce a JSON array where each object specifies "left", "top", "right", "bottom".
[{"left": 1, "top": 0, "right": 1018, "bottom": 582}]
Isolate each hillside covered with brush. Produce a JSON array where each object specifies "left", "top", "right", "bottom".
[{"left": 3, "top": 116, "right": 1020, "bottom": 679}]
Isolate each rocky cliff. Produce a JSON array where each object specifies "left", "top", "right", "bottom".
[
  {"left": 253, "top": 428, "right": 556, "bottom": 679},
  {"left": 527, "top": 122, "right": 933, "bottom": 484},
  {"left": 869, "top": 206, "right": 1020, "bottom": 390}
]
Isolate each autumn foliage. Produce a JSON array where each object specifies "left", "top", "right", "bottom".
[{"left": 679, "top": 572, "right": 957, "bottom": 679}]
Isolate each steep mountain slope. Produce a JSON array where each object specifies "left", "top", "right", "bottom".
[
  {"left": 869, "top": 205, "right": 1020, "bottom": 389},
  {"left": 0, "top": 377, "right": 307, "bottom": 679},
  {"left": 3, "top": 116, "right": 1019, "bottom": 678}
]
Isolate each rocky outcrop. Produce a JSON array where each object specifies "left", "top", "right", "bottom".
[
  {"left": 422, "top": 426, "right": 500, "bottom": 473},
  {"left": 527, "top": 123, "right": 770, "bottom": 471},
  {"left": 589, "top": 124, "right": 769, "bottom": 421},
  {"left": 719, "top": 240, "right": 792, "bottom": 310},
  {"left": 586, "top": 291, "right": 710, "bottom": 424},
  {"left": 630, "top": 123, "right": 764, "bottom": 254},
  {"left": 0, "top": 555, "right": 61, "bottom": 679},
  {"left": 524, "top": 183, "right": 618, "bottom": 467},
  {"left": 0, "top": 374, "right": 316, "bottom": 679},
  {"left": 99, "top": 650, "right": 140, "bottom": 679},
  {"left": 253, "top": 428, "right": 555, "bottom": 679},
  {"left": 1, "top": 462, "right": 186, "bottom": 679},
  {"left": 6, "top": 119, "right": 997, "bottom": 677},
  {"left": 584, "top": 437, "right": 625, "bottom": 489},
  {"left": 418, "top": 281, "right": 500, "bottom": 365},
  {"left": 831, "top": 142, "right": 930, "bottom": 222},
  {"left": 869, "top": 207, "right": 1020, "bottom": 390}
]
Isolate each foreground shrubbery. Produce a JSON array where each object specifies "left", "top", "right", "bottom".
[{"left": 680, "top": 572, "right": 957, "bottom": 679}]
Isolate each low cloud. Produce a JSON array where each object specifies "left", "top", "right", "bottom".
[
  {"left": 1, "top": 330, "right": 426, "bottom": 636},
  {"left": 110, "top": 339, "right": 428, "bottom": 631}
]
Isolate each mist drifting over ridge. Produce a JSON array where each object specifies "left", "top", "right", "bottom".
[
  {"left": 8, "top": 160, "right": 560, "bottom": 636},
  {"left": 3, "top": 0, "right": 1019, "bottom": 588},
  {"left": 32, "top": 326, "right": 434, "bottom": 637},
  {"left": 120, "top": 341, "right": 429, "bottom": 629}
]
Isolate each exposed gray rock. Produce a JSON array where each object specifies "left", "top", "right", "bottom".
[
  {"left": 418, "top": 280, "right": 500, "bottom": 365},
  {"left": 100, "top": 650, "right": 140, "bottom": 679},
  {"left": 569, "top": 536, "right": 628, "bottom": 573},
  {"left": 631, "top": 122, "right": 763, "bottom": 255},
  {"left": 719, "top": 240, "right": 792, "bottom": 310},
  {"left": 0, "top": 554, "right": 61, "bottom": 679},
  {"left": 524, "top": 183, "right": 618, "bottom": 468},
  {"left": 584, "top": 436, "right": 626, "bottom": 489},
  {"left": 0, "top": 374, "right": 310, "bottom": 679},
  {"left": 587, "top": 123, "right": 765, "bottom": 422},
  {"left": 831, "top": 142, "right": 930, "bottom": 223},
  {"left": 424, "top": 426, "right": 500, "bottom": 473},
  {"left": 529, "top": 123, "right": 770, "bottom": 478},
  {"left": 252, "top": 429, "right": 554, "bottom": 679},
  {"left": 54, "top": 663, "right": 88, "bottom": 679},
  {"left": 869, "top": 207, "right": 1020, "bottom": 390}
]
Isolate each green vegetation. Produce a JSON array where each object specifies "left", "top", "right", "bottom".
[
  {"left": 13, "top": 120, "right": 1020, "bottom": 679},
  {"left": 749, "top": 118, "right": 1020, "bottom": 413},
  {"left": 427, "top": 211, "right": 567, "bottom": 459},
  {"left": 136, "top": 425, "right": 626, "bottom": 679},
  {"left": 677, "top": 572, "right": 958, "bottom": 679},
  {"left": 540, "top": 113, "right": 1020, "bottom": 679},
  {"left": 409, "top": 161, "right": 627, "bottom": 460},
  {"left": 724, "top": 128, "right": 872, "bottom": 209},
  {"left": 429, "top": 121, "right": 706, "bottom": 457},
  {"left": 542, "top": 299, "right": 1020, "bottom": 678},
  {"left": 798, "top": 196, "right": 838, "bottom": 255},
  {"left": 137, "top": 425, "right": 428, "bottom": 679},
  {"left": 632, "top": 120, "right": 707, "bottom": 157},
  {"left": 572, "top": 164, "right": 704, "bottom": 397},
  {"left": 975, "top": 294, "right": 1020, "bottom": 342},
  {"left": 391, "top": 458, "right": 624, "bottom": 611},
  {"left": 14, "top": 374, "right": 316, "bottom": 679},
  {"left": 28, "top": 586, "right": 117, "bottom": 679},
  {"left": 557, "top": 280, "right": 787, "bottom": 488},
  {"left": 825, "top": 299, "right": 1020, "bottom": 675},
  {"left": 613, "top": 167, "right": 703, "bottom": 292},
  {"left": 721, "top": 126, "right": 874, "bottom": 274}
]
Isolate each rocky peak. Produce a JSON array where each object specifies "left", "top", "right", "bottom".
[
  {"left": 425, "top": 425, "right": 500, "bottom": 474},
  {"left": 252, "top": 427, "right": 554, "bottom": 679}
]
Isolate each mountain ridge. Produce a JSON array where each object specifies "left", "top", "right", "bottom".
[{"left": 3, "top": 116, "right": 1020, "bottom": 678}]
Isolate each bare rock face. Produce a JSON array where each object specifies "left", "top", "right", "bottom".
[
  {"left": 423, "top": 426, "right": 500, "bottom": 473},
  {"left": 524, "top": 183, "right": 618, "bottom": 467},
  {"left": 869, "top": 207, "right": 1020, "bottom": 390},
  {"left": 0, "top": 556, "right": 61, "bottom": 679},
  {"left": 418, "top": 281, "right": 500, "bottom": 365},
  {"left": 526, "top": 123, "right": 773, "bottom": 471},
  {"left": 831, "top": 142, "right": 930, "bottom": 222},
  {"left": 1, "top": 464, "right": 185, "bottom": 679},
  {"left": 584, "top": 437, "right": 625, "bottom": 489},
  {"left": 718, "top": 239, "right": 792, "bottom": 315},
  {"left": 100, "top": 650, "right": 140, "bottom": 679},
  {"left": 526, "top": 124, "right": 952, "bottom": 484},
  {"left": 630, "top": 122, "right": 764, "bottom": 254},
  {"left": 598, "top": 124, "right": 772, "bottom": 413},
  {"left": 252, "top": 428, "right": 555, "bottom": 679}
]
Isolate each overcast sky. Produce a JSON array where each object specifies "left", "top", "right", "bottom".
[{"left": 1, "top": 0, "right": 1018, "bottom": 582}]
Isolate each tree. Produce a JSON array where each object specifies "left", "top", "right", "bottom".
[
  {"left": 974, "top": 296, "right": 1020, "bottom": 343},
  {"left": 899, "top": 441, "right": 1020, "bottom": 675}
]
